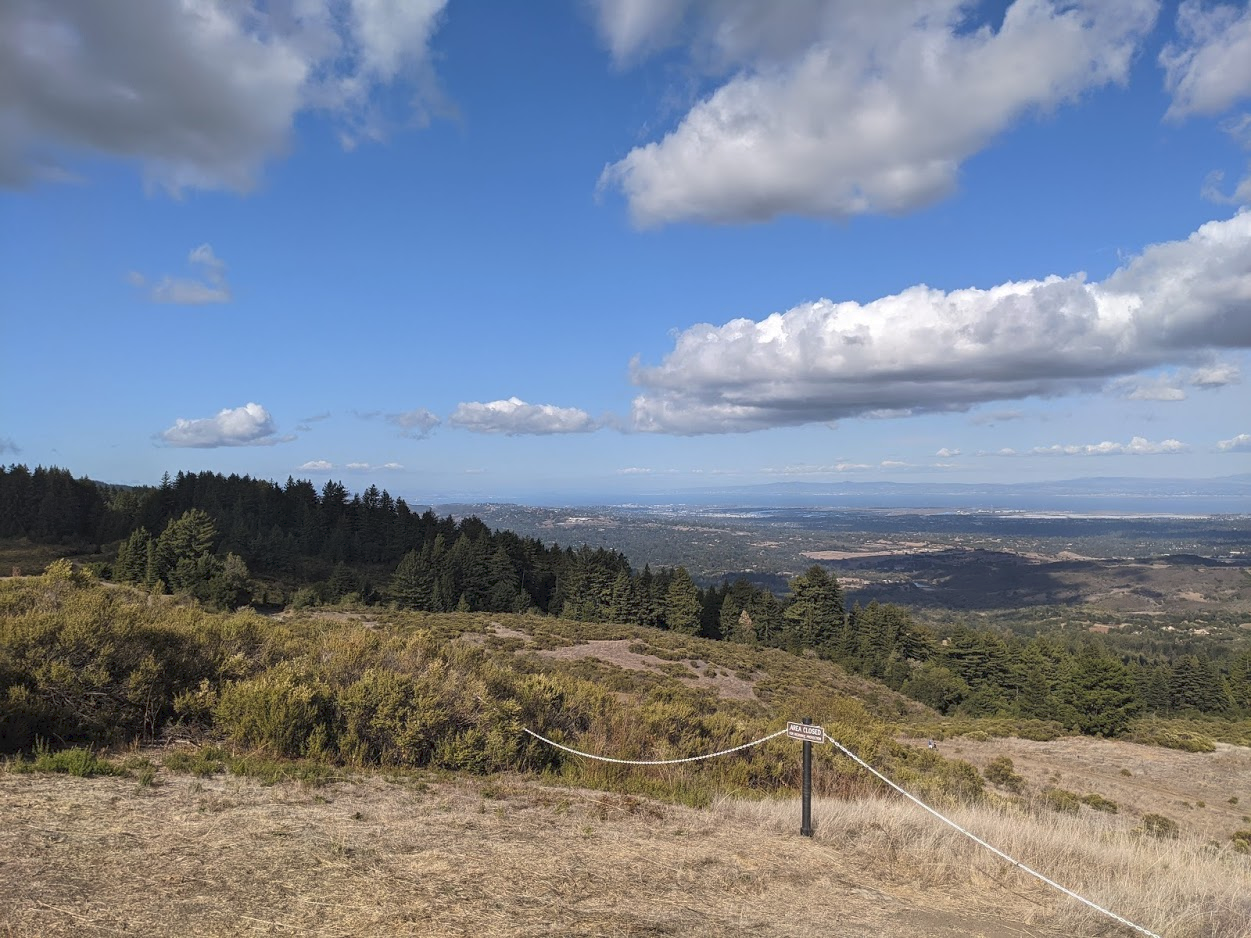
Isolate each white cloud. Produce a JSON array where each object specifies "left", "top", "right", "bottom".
[
  {"left": 617, "top": 466, "right": 653, "bottom": 474},
  {"left": 936, "top": 447, "right": 961, "bottom": 457},
  {"left": 1188, "top": 360, "right": 1241, "bottom": 387},
  {"left": 1217, "top": 432, "right": 1251, "bottom": 452},
  {"left": 762, "top": 462, "right": 871, "bottom": 475},
  {"left": 1111, "top": 360, "right": 1241, "bottom": 400},
  {"left": 448, "top": 397, "right": 599, "bottom": 435},
  {"left": 159, "top": 402, "right": 290, "bottom": 447},
  {"left": 1162, "top": 3, "right": 1251, "bottom": 205},
  {"left": 597, "top": 0, "right": 1157, "bottom": 225},
  {"left": 1111, "top": 376, "right": 1187, "bottom": 401},
  {"left": 133, "top": 243, "right": 231, "bottom": 304},
  {"left": 631, "top": 211, "right": 1251, "bottom": 434},
  {"left": 299, "top": 459, "right": 334, "bottom": 471},
  {"left": 1161, "top": 0, "right": 1251, "bottom": 119},
  {"left": 386, "top": 407, "right": 441, "bottom": 439},
  {"left": 0, "top": 0, "right": 449, "bottom": 192},
  {"left": 989, "top": 436, "right": 1189, "bottom": 457},
  {"left": 345, "top": 461, "right": 404, "bottom": 471}
]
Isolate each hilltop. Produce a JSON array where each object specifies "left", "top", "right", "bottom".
[{"left": 2, "top": 572, "right": 1250, "bottom": 936}]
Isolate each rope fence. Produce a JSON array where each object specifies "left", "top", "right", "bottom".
[
  {"left": 521, "top": 726, "right": 788, "bottom": 764},
  {"left": 524, "top": 722, "right": 1164, "bottom": 938},
  {"left": 821, "top": 732, "right": 1162, "bottom": 938}
]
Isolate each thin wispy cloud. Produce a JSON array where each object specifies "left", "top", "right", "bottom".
[
  {"left": 130, "top": 244, "right": 231, "bottom": 305},
  {"left": 386, "top": 408, "right": 441, "bottom": 439},
  {"left": 159, "top": 402, "right": 292, "bottom": 448},
  {"left": 1161, "top": 2, "right": 1251, "bottom": 205},
  {"left": 1111, "top": 361, "right": 1241, "bottom": 401},
  {"left": 981, "top": 436, "right": 1189, "bottom": 457}
]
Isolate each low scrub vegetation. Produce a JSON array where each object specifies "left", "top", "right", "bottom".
[{"left": 0, "top": 569, "right": 985, "bottom": 807}]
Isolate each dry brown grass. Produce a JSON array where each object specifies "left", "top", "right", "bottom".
[
  {"left": 933, "top": 735, "right": 1251, "bottom": 843},
  {"left": 721, "top": 794, "right": 1251, "bottom": 938},
  {"left": 3, "top": 760, "right": 1092, "bottom": 938}
]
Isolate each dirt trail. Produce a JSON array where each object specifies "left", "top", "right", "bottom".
[{"left": 0, "top": 769, "right": 1071, "bottom": 938}]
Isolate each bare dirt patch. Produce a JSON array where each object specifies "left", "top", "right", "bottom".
[
  {"left": 536, "top": 639, "right": 758, "bottom": 701},
  {"left": 0, "top": 768, "right": 1079, "bottom": 938}
]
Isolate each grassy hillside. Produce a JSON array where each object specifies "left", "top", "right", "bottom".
[{"left": 3, "top": 565, "right": 1250, "bottom": 936}]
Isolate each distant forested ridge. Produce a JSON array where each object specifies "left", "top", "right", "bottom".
[{"left": 2, "top": 464, "right": 1248, "bottom": 732}]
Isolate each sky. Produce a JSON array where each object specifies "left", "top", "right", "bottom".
[{"left": 2, "top": 0, "right": 1250, "bottom": 502}]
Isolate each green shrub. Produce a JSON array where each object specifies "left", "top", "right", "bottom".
[
  {"left": 1041, "top": 788, "right": 1081, "bottom": 814},
  {"left": 163, "top": 745, "right": 228, "bottom": 777},
  {"left": 1080, "top": 792, "right": 1118, "bottom": 813},
  {"left": 1140, "top": 813, "right": 1180, "bottom": 839},
  {"left": 10, "top": 745, "right": 126, "bottom": 778},
  {"left": 983, "top": 756, "right": 1026, "bottom": 793},
  {"left": 1231, "top": 830, "right": 1251, "bottom": 854},
  {"left": 215, "top": 667, "right": 336, "bottom": 759}
]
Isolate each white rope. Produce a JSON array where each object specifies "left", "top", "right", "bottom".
[
  {"left": 823, "top": 734, "right": 1163, "bottom": 938},
  {"left": 523, "top": 727, "right": 788, "bottom": 765}
]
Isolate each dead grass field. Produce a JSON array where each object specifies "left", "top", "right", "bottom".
[
  {"left": 0, "top": 763, "right": 1096, "bottom": 938},
  {"left": 933, "top": 735, "right": 1251, "bottom": 843},
  {"left": 3, "top": 749, "right": 1248, "bottom": 938}
]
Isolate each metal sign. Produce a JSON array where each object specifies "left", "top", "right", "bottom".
[{"left": 787, "top": 721, "right": 824, "bottom": 743}]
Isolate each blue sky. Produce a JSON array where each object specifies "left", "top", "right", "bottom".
[{"left": 2, "top": 0, "right": 1250, "bottom": 501}]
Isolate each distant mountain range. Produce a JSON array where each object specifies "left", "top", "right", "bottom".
[
  {"left": 652, "top": 474, "right": 1251, "bottom": 513},
  {"left": 449, "top": 474, "right": 1251, "bottom": 514}
]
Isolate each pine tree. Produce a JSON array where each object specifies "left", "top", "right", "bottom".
[
  {"left": 783, "top": 565, "right": 844, "bottom": 654},
  {"left": 663, "top": 566, "right": 701, "bottom": 634}
]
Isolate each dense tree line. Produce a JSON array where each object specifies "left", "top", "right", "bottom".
[{"left": 2, "top": 464, "right": 1247, "bottom": 730}]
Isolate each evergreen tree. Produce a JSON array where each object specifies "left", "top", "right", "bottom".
[
  {"left": 663, "top": 566, "right": 701, "bottom": 634},
  {"left": 783, "top": 565, "right": 844, "bottom": 653},
  {"left": 389, "top": 550, "right": 429, "bottom": 609}
]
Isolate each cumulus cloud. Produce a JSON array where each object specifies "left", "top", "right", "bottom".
[
  {"left": 1217, "top": 432, "right": 1251, "bottom": 452},
  {"left": 131, "top": 244, "right": 231, "bottom": 304},
  {"left": 448, "top": 397, "right": 599, "bottom": 435},
  {"left": 596, "top": 0, "right": 1157, "bottom": 225},
  {"left": 386, "top": 408, "right": 441, "bottom": 439},
  {"left": 987, "top": 436, "right": 1189, "bottom": 457},
  {"left": 298, "top": 460, "right": 334, "bottom": 471},
  {"left": 0, "top": 0, "right": 449, "bottom": 192},
  {"left": 159, "top": 402, "right": 291, "bottom": 447},
  {"left": 617, "top": 466, "right": 653, "bottom": 474},
  {"left": 936, "top": 447, "right": 961, "bottom": 458},
  {"left": 631, "top": 211, "right": 1251, "bottom": 434}
]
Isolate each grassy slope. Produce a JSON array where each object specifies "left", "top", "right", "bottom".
[{"left": 3, "top": 583, "right": 1250, "bottom": 936}]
